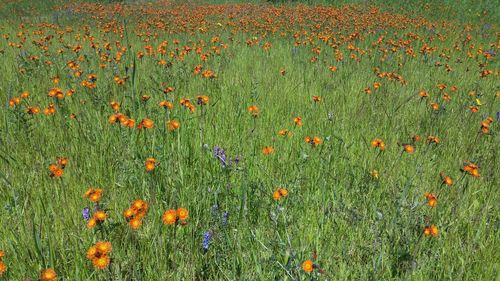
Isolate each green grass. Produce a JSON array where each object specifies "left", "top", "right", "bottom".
[{"left": 0, "top": 0, "right": 498, "bottom": 280}]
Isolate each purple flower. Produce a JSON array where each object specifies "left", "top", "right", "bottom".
[
  {"left": 82, "top": 207, "right": 91, "bottom": 221},
  {"left": 496, "top": 111, "right": 500, "bottom": 121},
  {"left": 211, "top": 204, "right": 219, "bottom": 218},
  {"left": 202, "top": 231, "right": 212, "bottom": 252},
  {"left": 222, "top": 211, "right": 229, "bottom": 225}
]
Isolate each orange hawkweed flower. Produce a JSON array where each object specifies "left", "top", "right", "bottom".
[
  {"left": 312, "top": 96, "right": 321, "bottom": 102},
  {"left": 248, "top": 105, "right": 259, "bottom": 117},
  {"left": 176, "top": 208, "right": 189, "bottom": 221},
  {"left": 373, "top": 82, "right": 381, "bottom": 89},
  {"left": 440, "top": 172, "right": 453, "bottom": 186},
  {"left": 123, "top": 200, "right": 149, "bottom": 230},
  {"left": 94, "top": 210, "right": 107, "bottom": 222},
  {"left": 424, "top": 192, "right": 437, "bottom": 207},
  {"left": 278, "top": 129, "right": 292, "bottom": 137},
  {"left": 430, "top": 102, "right": 439, "bottom": 111},
  {"left": 403, "top": 144, "right": 415, "bottom": 153},
  {"left": 469, "top": 106, "right": 479, "bottom": 113},
  {"left": 145, "top": 157, "right": 157, "bottom": 172},
  {"left": 419, "top": 90, "right": 429, "bottom": 98},
  {"left": 57, "top": 157, "right": 68, "bottom": 168},
  {"left": 197, "top": 95, "right": 209, "bottom": 105},
  {"left": 159, "top": 100, "right": 173, "bottom": 109},
  {"left": 262, "top": 146, "right": 274, "bottom": 155},
  {"left": 110, "top": 101, "right": 120, "bottom": 111},
  {"left": 371, "top": 138, "right": 385, "bottom": 150},
  {"left": 294, "top": 116, "right": 303, "bottom": 126},
  {"left": 137, "top": 118, "right": 154, "bottom": 129},
  {"left": 26, "top": 106, "right": 40, "bottom": 114},
  {"left": 461, "top": 162, "right": 480, "bottom": 177},
  {"left": 84, "top": 188, "right": 103, "bottom": 203},
  {"left": 163, "top": 87, "right": 175, "bottom": 94},
  {"left": 480, "top": 117, "right": 493, "bottom": 134},
  {"left": 86, "top": 241, "right": 112, "bottom": 270},
  {"left": 272, "top": 190, "right": 281, "bottom": 201},
  {"left": 162, "top": 209, "right": 177, "bottom": 225},
  {"left": 436, "top": 83, "right": 446, "bottom": 91},
  {"left": 426, "top": 136, "right": 440, "bottom": 144},
  {"left": 128, "top": 218, "right": 143, "bottom": 230},
  {"left": 9, "top": 97, "right": 21, "bottom": 107},
  {"left": 424, "top": 225, "right": 439, "bottom": 237},
  {"left": 302, "top": 260, "right": 314, "bottom": 273},
  {"left": 166, "top": 120, "right": 180, "bottom": 131},
  {"left": 40, "top": 268, "right": 57, "bottom": 281},
  {"left": 305, "top": 136, "right": 322, "bottom": 147},
  {"left": 0, "top": 261, "right": 5, "bottom": 277}
]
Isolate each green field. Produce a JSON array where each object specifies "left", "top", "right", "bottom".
[{"left": 0, "top": 0, "right": 498, "bottom": 280}]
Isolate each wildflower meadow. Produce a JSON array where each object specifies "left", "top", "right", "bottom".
[{"left": 0, "top": 0, "right": 498, "bottom": 280}]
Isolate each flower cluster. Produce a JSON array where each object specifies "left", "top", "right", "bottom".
[
  {"left": 86, "top": 241, "right": 112, "bottom": 270},
  {"left": 123, "top": 200, "right": 149, "bottom": 230},
  {"left": 162, "top": 208, "right": 189, "bottom": 225}
]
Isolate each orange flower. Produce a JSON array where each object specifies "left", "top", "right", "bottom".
[
  {"left": 110, "top": 101, "right": 120, "bottom": 111},
  {"left": 440, "top": 173, "right": 453, "bottom": 186},
  {"left": 128, "top": 218, "right": 143, "bottom": 230},
  {"left": 302, "top": 260, "right": 314, "bottom": 273},
  {"left": 424, "top": 225, "right": 439, "bottom": 237},
  {"left": 294, "top": 116, "right": 303, "bottom": 126},
  {"left": 163, "top": 86, "right": 175, "bottom": 94},
  {"left": 167, "top": 120, "right": 180, "bottom": 131},
  {"left": 262, "top": 146, "right": 274, "bottom": 155},
  {"left": 162, "top": 209, "right": 177, "bottom": 225},
  {"left": 272, "top": 190, "right": 281, "bottom": 201},
  {"left": 138, "top": 118, "right": 154, "bottom": 129},
  {"left": 57, "top": 157, "right": 68, "bottom": 168},
  {"left": 278, "top": 129, "right": 292, "bottom": 137},
  {"left": 312, "top": 96, "right": 321, "bottom": 102},
  {"left": 40, "top": 268, "right": 57, "bottom": 281},
  {"left": 0, "top": 261, "right": 5, "bottom": 277},
  {"left": 328, "top": 65, "right": 338, "bottom": 72},
  {"left": 304, "top": 136, "right": 322, "bottom": 147},
  {"left": 461, "top": 162, "right": 480, "bottom": 177},
  {"left": 248, "top": 105, "right": 259, "bottom": 117},
  {"left": 159, "top": 100, "right": 173, "bottom": 109},
  {"left": 436, "top": 83, "right": 446, "bottom": 91},
  {"left": 92, "top": 255, "right": 111, "bottom": 270},
  {"left": 373, "top": 82, "right": 381, "bottom": 89},
  {"left": 86, "top": 241, "right": 112, "bottom": 270},
  {"left": 424, "top": 192, "right": 437, "bottom": 207},
  {"left": 371, "top": 138, "right": 385, "bottom": 150},
  {"left": 419, "top": 90, "right": 429, "bottom": 98},
  {"left": 430, "top": 102, "right": 439, "bottom": 111},
  {"left": 94, "top": 210, "right": 107, "bottom": 222},
  {"left": 8, "top": 97, "right": 21, "bottom": 107},
  {"left": 403, "top": 144, "right": 415, "bottom": 153},
  {"left": 84, "top": 188, "right": 103, "bottom": 203},
  {"left": 145, "top": 157, "right": 157, "bottom": 172},
  {"left": 426, "top": 136, "right": 440, "bottom": 144},
  {"left": 197, "top": 95, "right": 209, "bottom": 105},
  {"left": 177, "top": 208, "right": 189, "bottom": 221}
]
